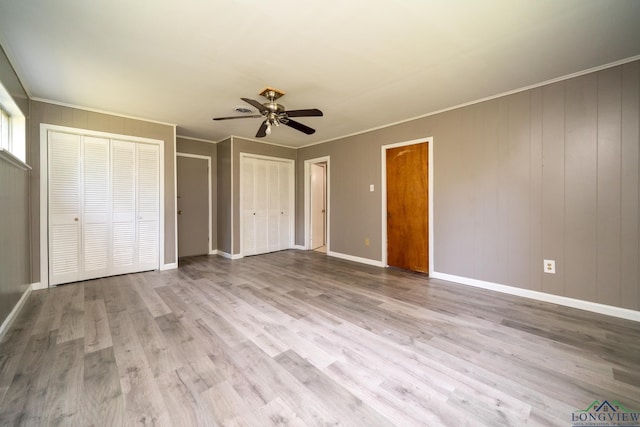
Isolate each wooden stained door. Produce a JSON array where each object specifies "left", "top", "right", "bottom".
[{"left": 386, "top": 142, "right": 428, "bottom": 273}]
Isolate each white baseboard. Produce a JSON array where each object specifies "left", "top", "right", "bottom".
[
  {"left": 431, "top": 271, "right": 640, "bottom": 323},
  {"left": 217, "top": 251, "right": 243, "bottom": 260},
  {"left": 0, "top": 284, "right": 33, "bottom": 342},
  {"left": 293, "top": 245, "right": 306, "bottom": 250},
  {"left": 209, "top": 249, "right": 218, "bottom": 255},
  {"left": 161, "top": 263, "right": 178, "bottom": 271},
  {"left": 327, "top": 250, "right": 385, "bottom": 267},
  {"left": 31, "top": 281, "right": 46, "bottom": 291}
]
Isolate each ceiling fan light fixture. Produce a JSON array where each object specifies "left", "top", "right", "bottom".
[{"left": 265, "top": 123, "right": 271, "bottom": 135}]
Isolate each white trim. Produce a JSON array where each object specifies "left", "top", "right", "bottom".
[
  {"left": 0, "top": 148, "right": 30, "bottom": 170},
  {"left": 208, "top": 249, "right": 218, "bottom": 255},
  {"left": 161, "top": 263, "right": 178, "bottom": 270},
  {"left": 229, "top": 134, "right": 299, "bottom": 149},
  {"left": 304, "top": 156, "right": 330, "bottom": 250},
  {"left": 0, "top": 284, "right": 32, "bottom": 342},
  {"left": 299, "top": 54, "right": 640, "bottom": 149},
  {"left": 327, "top": 250, "right": 384, "bottom": 267},
  {"left": 40, "top": 123, "right": 165, "bottom": 287},
  {"left": 381, "top": 137, "right": 434, "bottom": 275},
  {"left": 31, "top": 97, "right": 176, "bottom": 127},
  {"left": 31, "top": 282, "right": 46, "bottom": 291},
  {"left": 217, "top": 250, "right": 243, "bottom": 260},
  {"left": 176, "top": 152, "right": 213, "bottom": 256},
  {"left": 239, "top": 152, "right": 295, "bottom": 257},
  {"left": 230, "top": 138, "right": 234, "bottom": 255},
  {"left": 171, "top": 126, "right": 177, "bottom": 269},
  {"left": 293, "top": 245, "right": 306, "bottom": 250},
  {"left": 431, "top": 271, "right": 640, "bottom": 323}
]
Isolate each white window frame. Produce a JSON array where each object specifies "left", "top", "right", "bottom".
[{"left": 0, "top": 81, "right": 26, "bottom": 165}]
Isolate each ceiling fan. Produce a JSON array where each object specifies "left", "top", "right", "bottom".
[{"left": 213, "top": 87, "right": 323, "bottom": 138}]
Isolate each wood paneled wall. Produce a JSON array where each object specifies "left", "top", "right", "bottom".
[
  {"left": 0, "top": 155, "right": 30, "bottom": 327},
  {"left": 297, "top": 60, "right": 640, "bottom": 311}
]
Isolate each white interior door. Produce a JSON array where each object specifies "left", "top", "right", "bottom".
[
  {"left": 111, "top": 140, "right": 137, "bottom": 274},
  {"left": 48, "top": 131, "right": 81, "bottom": 285},
  {"left": 278, "top": 161, "right": 292, "bottom": 250},
  {"left": 82, "top": 136, "right": 110, "bottom": 280},
  {"left": 267, "top": 161, "right": 280, "bottom": 252},
  {"left": 254, "top": 160, "right": 269, "bottom": 254},
  {"left": 136, "top": 143, "right": 160, "bottom": 270},
  {"left": 240, "top": 155, "right": 293, "bottom": 257},
  {"left": 48, "top": 131, "right": 160, "bottom": 285},
  {"left": 241, "top": 157, "right": 257, "bottom": 256}
]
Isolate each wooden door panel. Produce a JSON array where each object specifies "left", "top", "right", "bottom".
[{"left": 386, "top": 143, "right": 428, "bottom": 273}]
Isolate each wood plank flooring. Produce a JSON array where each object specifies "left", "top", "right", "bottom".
[{"left": 1, "top": 250, "right": 639, "bottom": 426}]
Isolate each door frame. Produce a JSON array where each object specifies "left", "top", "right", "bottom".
[
  {"left": 40, "top": 123, "right": 165, "bottom": 288},
  {"left": 176, "top": 152, "right": 212, "bottom": 256},
  {"left": 380, "top": 137, "right": 434, "bottom": 275},
  {"left": 238, "top": 152, "right": 295, "bottom": 257},
  {"left": 304, "top": 156, "right": 330, "bottom": 250}
]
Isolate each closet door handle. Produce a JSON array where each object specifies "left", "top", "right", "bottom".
[{"left": 74, "top": 217, "right": 79, "bottom": 221}]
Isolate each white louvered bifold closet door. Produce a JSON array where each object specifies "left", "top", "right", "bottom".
[
  {"left": 48, "top": 131, "right": 160, "bottom": 285},
  {"left": 240, "top": 156, "right": 293, "bottom": 257},
  {"left": 241, "top": 157, "right": 257, "bottom": 256},
  {"left": 111, "top": 140, "right": 137, "bottom": 274},
  {"left": 82, "top": 137, "right": 110, "bottom": 280},
  {"left": 136, "top": 143, "right": 160, "bottom": 271},
  {"left": 278, "top": 161, "right": 292, "bottom": 250},
  {"left": 48, "top": 132, "right": 82, "bottom": 285}
]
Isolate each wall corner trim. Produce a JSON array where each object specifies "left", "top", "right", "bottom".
[
  {"left": 217, "top": 251, "right": 244, "bottom": 260},
  {"left": 431, "top": 272, "right": 640, "bottom": 323},
  {"left": 327, "top": 251, "right": 385, "bottom": 267},
  {"left": 208, "top": 249, "right": 219, "bottom": 255},
  {"left": 0, "top": 284, "right": 33, "bottom": 342},
  {"left": 31, "top": 282, "right": 46, "bottom": 291},
  {"left": 161, "top": 263, "right": 178, "bottom": 271}
]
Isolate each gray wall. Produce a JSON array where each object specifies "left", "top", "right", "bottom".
[
  {"left": 0, "top": 155, "right": 30, "bottom": 327},
  {"left": 176, "top": 137, "right": 218, "bottom": 250},
  {"left": 0, "top": 45, "right": 30, "bottom": 327},
  {"left": 29, "top": 100, "right": 177, "bottom": 282},
  {"left": 297, "top": 60, "right": 640, "bottom": 311}
]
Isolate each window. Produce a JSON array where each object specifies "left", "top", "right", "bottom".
[
  {"left": 1, "top": 105, "right": 11, "bottom": 150},
  {"left": 0, "top": 81, "right": 26, "bottom": 164}
]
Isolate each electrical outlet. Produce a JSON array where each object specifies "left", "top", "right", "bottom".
[
  {"left": 544, "top": 259, "right": 556, "bottom": 274},
  {"left": 365, "top": 238, "right": 370, "bottom": 246},
  {"left": 370, "top": 184, "right": 375, "bottom": 192}
]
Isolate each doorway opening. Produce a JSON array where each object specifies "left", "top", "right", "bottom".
[
  {"left": 381, "top": 138, "right": 434, "bottom": 275},
  {"left": 304, "top": 156, "right": 330, "bottom": 252}
]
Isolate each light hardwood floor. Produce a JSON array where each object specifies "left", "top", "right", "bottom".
[{"left": 1, "top": 250, "right": 639, "bottom": 426}]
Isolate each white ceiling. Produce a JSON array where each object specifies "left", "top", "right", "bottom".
[{"left": 1, "top": 0, "right": 639, "bottom": 148}]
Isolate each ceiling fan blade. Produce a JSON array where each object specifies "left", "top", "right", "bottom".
[
  {"left": 241, "top": 98, "right": 269, "bottom": 113},
  {"left": 256, "top": 120, "right": 268, "bottom": 138},
  {"left": 284, "top": 108, "right": 323, "bottom": 118},
  {"left": 213, "top": 115, "right": 263, "bottom": 121},
  {"left": 284, "top": 119, "right": 316, "bottom": 135}
]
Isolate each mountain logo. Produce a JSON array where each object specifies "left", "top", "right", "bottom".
[{"left": 572, "top": 400, "right": 639, "bottom": 426}]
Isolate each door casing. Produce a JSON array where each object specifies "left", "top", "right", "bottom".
[
  {"left": 304, "top": 156, "right": 330, "bottom": 250},
  {"left": 381, "top": 137, "right": 434, "bottom": 275}
]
